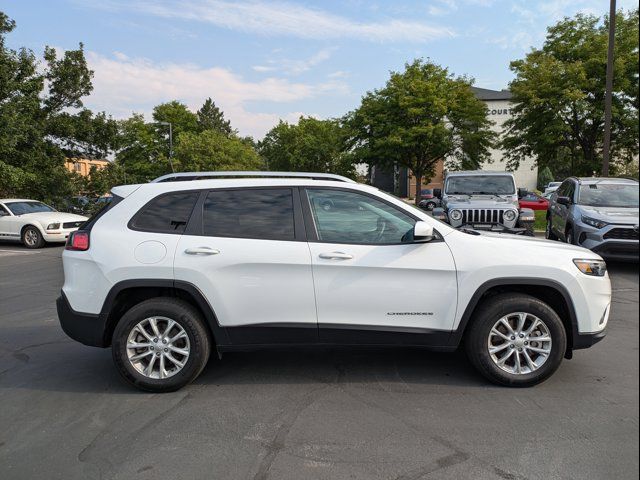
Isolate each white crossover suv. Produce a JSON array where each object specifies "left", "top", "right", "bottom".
[
  {"left": 57, "top": 172, "right": 611, "bottom": 392},
  {"left": 0, "top": 199, "right": 88, "bottom": 248}
]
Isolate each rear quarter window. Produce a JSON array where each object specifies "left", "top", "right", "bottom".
[{"left": 129, "top": 191, "right": 199, "bottom": 234}]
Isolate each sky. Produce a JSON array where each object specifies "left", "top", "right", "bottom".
[{"left": 1, "top": 0, "right": 638, "bottom": 138}]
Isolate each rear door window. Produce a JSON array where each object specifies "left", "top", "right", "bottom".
[
  {"left": 130, "top": 192, "right": 199, "bottom": 234},
  {"left": 202, "top": 188, "right": 295, "bottom": 241}
]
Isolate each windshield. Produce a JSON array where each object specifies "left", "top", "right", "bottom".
[
  {"left": 578, "top": 183, "right": 639, "bottom": 208},
  {"left": 445, "top": 175, "right": 515, "bottom": 195},
  {"left": 5, "top": 201, "right": 56, "bottom": 215}
]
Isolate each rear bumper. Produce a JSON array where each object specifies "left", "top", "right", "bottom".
[
  {"left": 56, "top": 291, "right": 109, "bottom": 347},
  {"left": 573, "top": 329, "right": 607, "bottom": 350}
]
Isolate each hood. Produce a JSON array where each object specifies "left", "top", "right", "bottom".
[
  {"left": 579, "top": 206, "right": 639, "bottom": 224},
  {"left": 445, "top": 195, "right": 518, "bottom": 209},
  {"left": 470, "top": 230, "right": 593, "bottom": 256},
  {"left": 19, "top": 212, "right": 88, "bottom": 225}
]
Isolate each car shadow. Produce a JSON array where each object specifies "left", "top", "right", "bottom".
[{"left": 0, "top": 342, "right": 488, "bottom": 394}]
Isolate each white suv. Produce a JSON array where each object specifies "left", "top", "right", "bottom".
[{"left": 57, "top": 172, "right": 611, "bottom": 392}]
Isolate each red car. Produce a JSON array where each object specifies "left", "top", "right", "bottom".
[{"left": 519, "top": 192, "right": 549, "bottom": 211}]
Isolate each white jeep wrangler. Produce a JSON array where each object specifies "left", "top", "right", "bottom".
[{"left": 57, "top": 172, "right": 611, "bottom": 392}]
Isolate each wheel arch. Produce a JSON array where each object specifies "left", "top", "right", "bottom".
[
  {"left": 21, "top": 222, "right": 45, "bottom": 237},
  {"left": 453, "top": 278, "right": 578, "bottom": 358},
  {"left": 100, "top": 279, "right": 229, "bottom": 347}
]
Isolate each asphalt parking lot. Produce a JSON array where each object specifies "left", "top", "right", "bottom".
[{"left": 0, "top": 244, "right": 638, "bottom": 480}]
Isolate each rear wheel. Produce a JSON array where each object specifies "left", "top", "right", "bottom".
[
  {"left": 22, "top": 226, "right": 44, "bottom": 249},
  {"left": 465, "top": 294, "right": 566, "bottom": 387},
  {"left": 112, "top": 298, "right": 211, "bottom": 392}
]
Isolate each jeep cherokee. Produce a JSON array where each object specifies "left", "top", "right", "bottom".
[{"left": 57, "top": 172, "right": 611, "bottom": 392}]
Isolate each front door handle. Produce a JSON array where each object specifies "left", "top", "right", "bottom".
[
  {"left": 319, "top": 251, "right": 353, "bottom": 260},
  {"left": 184, "top": 247, "right": 220, "bottom": 255}
]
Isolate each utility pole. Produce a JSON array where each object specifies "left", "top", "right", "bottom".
[
  {"left": 602, "top": 0, "right": 616, "bottom": 176},
  {"left": 156, "top": 122, "right": 175, "bottom": 173}
]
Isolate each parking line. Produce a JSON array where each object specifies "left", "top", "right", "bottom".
[{"left": 0, "top": 249, "right": 42, "bottom": 256}]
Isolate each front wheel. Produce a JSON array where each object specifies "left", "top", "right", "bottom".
[
  {"left": 22, "top": 226, "right": 45, "bottom": 249},
  {"left": 545, "top": 216, "right": 558, "bottom": 240},
  {"left": 465, "top": 294, "right": 566, "bottom": 387},
  {"left": 565, "top": 227, "right": 575, "bottom": 245},
  {"left": 112, "top": 298, "right": 211, "bottom": 392}
]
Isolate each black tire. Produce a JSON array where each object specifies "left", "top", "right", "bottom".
[
  {"left": 22, "top": 225, "right": 45, "bottom": 249},
  {"left": 522, "top": 221, "right": 535, "bottom": 237},
  {"left": 465, "top": 293, "right": 566, "bottom": 387},
  {"left": 545, "top": 216, "right": 558, "bottom": 240},
  {"left": 112, "top": 297, "right": 211, "bottom": 392},
  {"left": 565, "top": 226, "right": 574, "bottom": 245},
  {"left": 425, "top": 201, "right": 436, "bottom": 211}
]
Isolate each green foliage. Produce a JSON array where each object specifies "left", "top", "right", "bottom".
[
  {"left": 0, "top": 11, "right": 118, "bottom": 203},
  {"left": 502, "top": 9, "right": 639, "bottom": 177},
  {"left": 174, "top": 130, "right": 263, "bottom": 171},
  {"left": 537, "top": 166, "right": 555, "bottom": 190},
  {"left": 197, "top": 98, "right": 234, "bottom": 136},
  {"left": 259, "top": 117, "right": 356, "bottom": 178},
  {"left": 344, "top": 59, "right": 495, "bottom": 203}
]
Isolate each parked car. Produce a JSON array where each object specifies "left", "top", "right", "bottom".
[
  {"left": 544, "top": 182, "right": 562, "bottom": 195},
  {"left": 418, "top": 196, "right": 441, "bottom": 211},
  {"left": 519, "top": 191, "right": 549, "bottom": 211},
  {"left": 56, "top": 171, "right": 611, "bottom": 392},
  {"left": 546, "top": 177, "right": 639, "bottom": 261},
  {"left": 433, "top": 171, "right": 535, "bottom": 236},
  {"left": 0, "top": 199, "right": 88, "bottom": 248}
]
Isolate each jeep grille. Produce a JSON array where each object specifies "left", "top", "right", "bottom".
[{"left": 461, "top": 209, "right": 505, "bottom": 225}]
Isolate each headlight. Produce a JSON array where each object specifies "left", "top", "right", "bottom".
[
  {"left": 449, "top": 210, "right": 463, "bottom": 221},
  {"left": 503, "top": 210, "right": 517, "bottom": 222},
  {"left": 581, "top": 216, "right": 608, "bottom": 229},
  {"left": 46, "top": 223, "right": 60, "bottom": 230},
  {"left": 573, "top": 259, "right": 607, "bottom": 277}
]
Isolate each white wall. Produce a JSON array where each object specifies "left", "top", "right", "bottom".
[{"left": 481, "top": 99, "right": 538, "bottom": 190}]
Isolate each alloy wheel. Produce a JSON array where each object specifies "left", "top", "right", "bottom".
[
  {"left": 487, "top": 312, "right": 552, "bottom": 375},
  {"left": 24, "top": 229, "right": 38, "bottom": 246},
  {"left": 126, "top": 316, "right": 191, "bottom": 379}
]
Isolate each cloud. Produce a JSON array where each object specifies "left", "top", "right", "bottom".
[
  {"left": 92, "top": 0, "right": 455, "bottom": 42},
  {"left": 254, "top": 48, "right": 336, "bottom": 76},
  {"left": 84, "top": 51, "right": 348, "bottom": 138}
]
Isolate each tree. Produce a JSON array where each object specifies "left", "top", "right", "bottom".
[
  {"left": 174, "top": 130, "right": 263, "bottom": 172},
  {"left": 259, "top": 117, "right": 356, "bottom": 178},
  {"left": 502, "top": 10, "right": 639, "bottom": 177},
  {"left": 197, "top": 98, "right": 234, "bottom": 136},
  {"left": 345, "top": 59, "right": 495, "bottom": 204},
  {"left": 537, "top": 166, "right": 555, "bottom": 191},
  {"left": 0, "top": 11, "right": 118, "bottom": 202}
]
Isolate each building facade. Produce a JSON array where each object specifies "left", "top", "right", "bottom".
[
  {"left": 65, "top": 158, "right": 110, "bottom": 177},
  {"left": 370, "top": 87, "right": 539, "bottom": 197}
]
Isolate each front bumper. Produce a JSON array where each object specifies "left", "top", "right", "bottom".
[
  {"left": 43, "top": 227, "right": 81, "bottom": 243},
  {"left": 577, "top": 224, "right": 639, "bottom": 261},
  {"left": 591, "top": 241, "right": 639, "bottom": 261},
  {"left": 56, "top": 291, "right": 109, "bottom": 347}
]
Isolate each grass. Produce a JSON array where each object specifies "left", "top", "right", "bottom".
[{"left": 534, "top": 210, "right": 547, "bottom": 232}]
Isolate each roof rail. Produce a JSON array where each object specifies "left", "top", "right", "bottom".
[{"left": 151, "top": 171, "right": 356, "bottom": 183}]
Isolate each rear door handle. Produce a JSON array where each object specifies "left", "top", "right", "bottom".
[
  {"left": 184, "top": 247, "right": 220, "bottom": 255},
  {"left": 319, "top": 251, "right": 353, "bottom": 260}
]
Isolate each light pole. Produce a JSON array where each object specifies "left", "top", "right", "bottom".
[
  {"left": 156, "top": 121, "right": 175, "bottom": 173},
  {"left": 602, "top": 0, "right": 616, "bottom": 176}
]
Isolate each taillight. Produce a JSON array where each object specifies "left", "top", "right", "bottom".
[{"left": 66, "top": 231, "right": 90, "bottom": 251}]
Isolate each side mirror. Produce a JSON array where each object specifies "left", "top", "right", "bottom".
[
  {"left": 433, "top": 188, "right": 442, "bottom": 199},
  {"left": 556, "top": 196, "right": 572, "bottom": 206},
  {"left": 518, "top": 188, "right": 527, "bottom": 199},
  {"left": 414, "top": 221, "right": 434, "bottom": 242}
]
